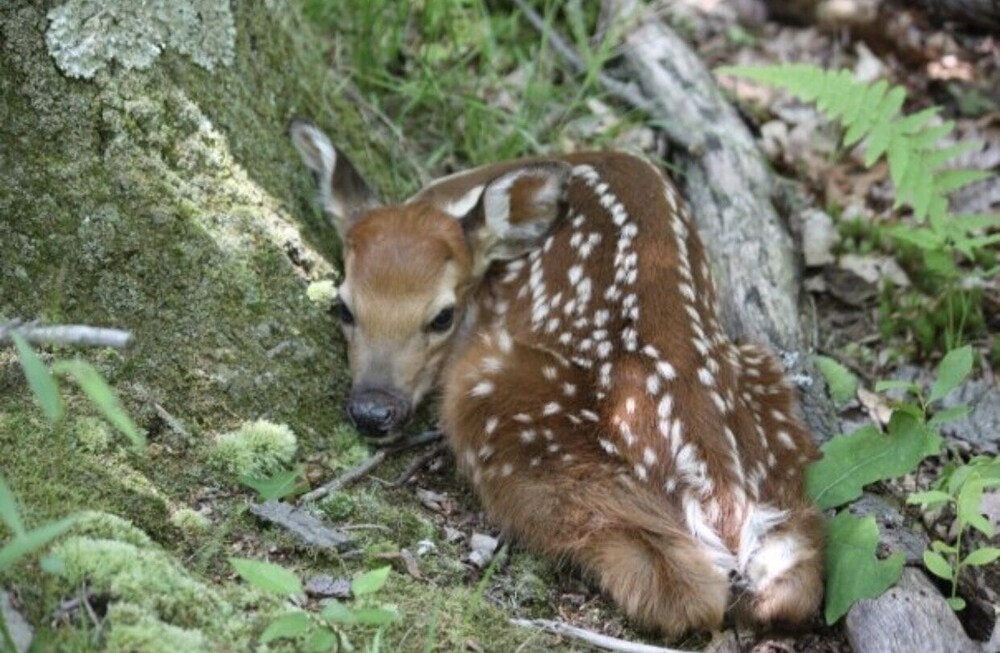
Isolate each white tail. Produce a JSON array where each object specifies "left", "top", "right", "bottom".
[{"left": 291, "top": 120, "right": 823, "bottom": 637}]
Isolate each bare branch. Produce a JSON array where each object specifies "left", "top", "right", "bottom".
[
  {"left": 0, "top": 321, "right": 133, "bottom": 349},
  {"left": 300, "top": 429, "right": 443, "bottom": 503},
  {"left": 510, "top": 619, "right": 689, "bottom": 653}
]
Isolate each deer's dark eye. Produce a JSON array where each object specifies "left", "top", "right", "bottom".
[
  {"left": 337, "top": 302, "right": 355, "bottom": 326},
  {"left": 428, "top": 306, "right": 455, "bottom": 333}
]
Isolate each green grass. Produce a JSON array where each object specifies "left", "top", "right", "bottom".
[{"left": 302, "top": 0, "right": 634, "bottom": 188}]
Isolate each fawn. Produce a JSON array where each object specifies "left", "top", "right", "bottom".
[{"left": 291, "top": 120, "right": 824, "bottom": 637}]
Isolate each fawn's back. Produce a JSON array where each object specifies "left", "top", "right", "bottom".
[{"left": 291, "top": 122, "right": 824, "bottom": 637}]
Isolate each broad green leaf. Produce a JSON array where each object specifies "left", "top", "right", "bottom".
[
  {"left": 947, "top": 596, "right": 966, "bottom": 611},
  {"left": 12, "top": 333, "right": 64, "bottom": 422},
  {"left": 240, "top": 467, "right": 308, "bottom": 501},
  {"left": 261, "top": 612, "right": 312, "bottom": 643},
  {"left": 928, "top": 405, "right": 971, "bottom": 427},
  {"left": 963, "top": 547, "right": 1000, "bottom": 567},
  {"left": 352, "top": 607, "right": 400, "bottom": 626},
  {"left": 806, "top": 419, "right": 941, "bottom": 510},
  {"left": 929, "top": 346, "right": 973, "bottom": 404},
  {"left": 0, "top": 474, "right": 24, "bottom": 536},
  {"left": 351, "top": 565, "right": 391, "bottom": 597},
  {"left": 229, "top": 558, "right": 302, "bottom": 595},
  {"left": 814, "top": 355, "right": 858, "bottom": 407},
  {"left": 0, "top": 516, "right": 78, "bottom": 571},
  {"left": 824, "top": 512, "right": 904, "bottom": 624},
  {"left": 874, "top": 380, "right": 920, "bottom": 394},
  {"left": 52, "top": 360, "right": 145, "bottom": 451},
  {"left": 303, "top": 627, "right": 337, "bottom": 653},
  {"left": 888, "top": 226, "right": 945, "bottom": 250},
  {"left": 321, "top": 600, "right": 357, "bottom": 624},
  {"left": 922, "top": 550, "right": 953, "bottom": 580},
  {"left": 907, "top": 490, "right": 951, "bottom": 507}
]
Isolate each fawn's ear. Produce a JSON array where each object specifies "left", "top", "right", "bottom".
[
  {"left": 289, "top": 119, "right": 380, "bottom": 241},
  {"left": 463, "top": 161, "right": 571, "bottom": 275}
]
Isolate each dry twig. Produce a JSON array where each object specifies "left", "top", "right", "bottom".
[
  {"left": 300, "top": 429, "right": 443, "bottom": 503},
  {"left": 510, "top": 619, "right": 690, "bottom": 653},
  {"left": 0, "top": 320, "right": 133, "bottom": 349}
]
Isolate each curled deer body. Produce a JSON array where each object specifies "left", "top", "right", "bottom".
[{"left": 291, "top": 120, "right": 824, "bottom": 637}]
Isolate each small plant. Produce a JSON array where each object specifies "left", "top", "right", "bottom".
[
  {"left": 909, "top": 456, "right": 1000, "bottom": 610},
  {"left": 230, "top": 559, "right": 399, "bottom": 651},
  {"left": 0, "top": 472, "right": 78, "bottom": 651},
  {"left": 805, "top": 345, "right": 978, "bottom": 622},
  {"left": 10, "top": 332, "right": 145, "bottom": 450}
]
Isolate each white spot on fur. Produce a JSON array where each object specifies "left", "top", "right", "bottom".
[{"left": 470, "top": 381, "right": 494, "bottom": 397}]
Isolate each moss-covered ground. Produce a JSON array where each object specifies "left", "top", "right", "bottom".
[{"left": 0, "top": 1, "right": 631, "bottom": 651}]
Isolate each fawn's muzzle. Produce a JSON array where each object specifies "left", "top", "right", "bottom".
[{"left": 347, "top": 388, "right": 410, "bottom": 437}]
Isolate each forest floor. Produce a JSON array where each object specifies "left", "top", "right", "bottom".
[{"left": 2, "top": 1, "right": 997, "bottom": 652}]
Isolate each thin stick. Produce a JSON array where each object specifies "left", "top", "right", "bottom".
[
  {"left": 510, "top": 619, "right": 689, "bottom": 653},
  {"left": 299, "top": 449, "right": 387, "bottom": 503},
  {"left": 509, "top": 0, "right": 699, "bottom": 154},
  {"left": 392, "top": 441, "right": 447, "bottom": 486},
  {"left": 0, "top": 321, "right": 133, "bottom": 349},
  {"left": 300, "top": 429, "right": 444, "bottom": 503}
]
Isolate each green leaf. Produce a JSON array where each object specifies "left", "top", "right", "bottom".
[
  {"left": 229, "top": 558, "right": 302, "bottom": 595},
  {"left": 824, "top": 512, "right": 904, "bottom": 624},
  {"left": 261, "top": 612, "right": 312, "bottom": 643},
  {"left": 240, "top": 467, "right": 308, "bottom": 501},
  {"left": 907, "top": 490, "right": 952, "bottom": 507},
  {"left": 923, "top": 550, "right": 953, "bottom": 580},
  {"left": 929, "top": 346, "right": 973, "bottom": 404},
  {"left": 814, "top": 355, "right": 858, "bottom": 406},
  {"left": 0, "top": 474, "right": 24, "bottom": 536},
  {"left": 928, "top": 404, "right": 971, "bottom": 427},
  {"left": 303, "top": 627, "right": 338, "bottom": 653},
  {"left": 52, "top": 360, "right": 145, "bottom": 451},
  {"left": 966, "top": 512, "right": 995, "bottom": 538},
  {"left": 0, "top": 516, "right": 78, "bottom": 571},
  {"left": 806, "top": 419, "right": 941, "bottom": 510},
  {"left": 962, "top": 547, "right": 1000, "bottom": 567},
  {"left": 321, "top": 600, "right": 358, "bottom": 624},
  {"left": 931, "top": 540, "right": 957, "bottom": 554},
  {"left": 12, "top": 333, "right": 64, "bottom": 422},
  {"left": 352, "top": 607, "right": 400, "bottom": 626},
  {"left": 947, "top": 596, "right": 966, "bottom": 611},
  {"left": 351, "top": 565, "right": 391, "bottom": 597},
  {"left": 934, "top": 169, "right": 992, "bottom": 195},
  {"left": 874, "top": 380, "right": 920, "bottom": 394}
]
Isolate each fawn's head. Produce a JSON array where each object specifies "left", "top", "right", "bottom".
[{"left": 290, "top": 120, "right": 570, "bottom": 438}]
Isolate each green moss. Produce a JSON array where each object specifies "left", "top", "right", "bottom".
[
  {"left": 71, "top": 511, "right": 153, "bottom": 548},
  {"left": 169, "top": 508, "right": 211, "bottom": 534},
  {"left": 206, "top": 419, "right": 297, "bottom": 478},
  {"left": 306, "top": 280, "right": 338, "bottom": 309},
  {"left": 103, "top": 605, "right": 211, "bottom": 653},
  {"left": 73, "top": 417, "right": 115, "bottom": 454}
]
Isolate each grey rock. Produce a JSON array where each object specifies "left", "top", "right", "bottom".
[
  {"left": 940, "top": 379, "right": 1000, "bottom": 454},
  {"left": 846, "top": 568, "right": 982, "bottom": 653},
  {"left": 304, "top": 574, "right": 351, "bottom": 598},
  {"left": 467, "top": 532, "right": 499, "bottom": 569},
  {"left": 1, "top": 590, "right": 33, "bottom": 653},
  {"left": 848, "top": 493, "right": 929, "bottom": 563}
]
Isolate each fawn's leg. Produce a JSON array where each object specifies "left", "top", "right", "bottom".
[{"left": 442, "top": 332, "right": 729, "bottom": 638}]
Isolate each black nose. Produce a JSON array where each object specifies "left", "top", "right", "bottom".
[{"left": 347, "top": 389, "right": 410, "bottom": 437}]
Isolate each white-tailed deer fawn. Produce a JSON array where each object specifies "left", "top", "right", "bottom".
[{"left": 291, "top": 119, "right": 824, "bottom": 637}]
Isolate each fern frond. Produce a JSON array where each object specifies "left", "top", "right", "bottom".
[{"left": 717, "top": 64, "right": 994, "bottom": 227}]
